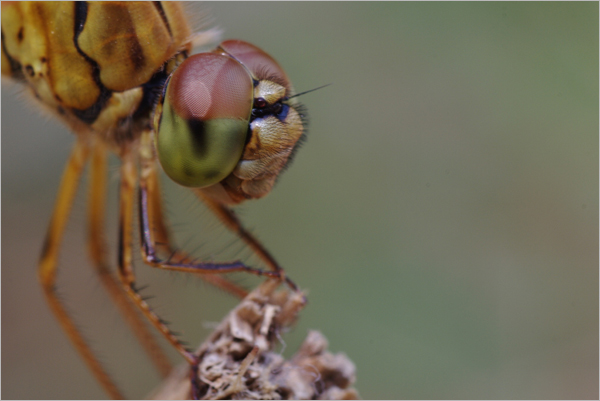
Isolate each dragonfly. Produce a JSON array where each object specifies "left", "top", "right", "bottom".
[{"left": 2, "top": 2, "right": 309, "bottom": 398}]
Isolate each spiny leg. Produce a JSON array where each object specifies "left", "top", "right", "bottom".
[
  {"left": 39, "top": 139, "right": 124, "bottom": 400},
  {"left": 194, "top": 192, "right": 299, "bottom": 291},
  {"left": 137, "top": 163, "right": 285, "bottom": 281},
  {"left": 118, "top": 151, "right": 198, "bottom": 366},
  {"left": 143, "top": 129, "right": 297, "bottom": 291},
  {"left": 195, "top": 191, "right": 281, "bottom": 273},
  {"left": 87, "top": 140, "right": 173, "bottom": 378},
  {"left": 139, "top": 134, "right": 300, "bottom": 397},
  {"left": 136, "top": 138, "right": 290, "bottom": 398},
  {"left": 119, "top": 140, "right": 284, "bottom": 356},
  {"left": 141, "top": 135, "right": 248, "bottom": 299}
]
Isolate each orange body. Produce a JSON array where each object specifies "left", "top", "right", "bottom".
[{"left": 2, "top": 1, "right": 191, "bottom": 149}]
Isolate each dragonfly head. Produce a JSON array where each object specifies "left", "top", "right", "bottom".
[{"left": 154, "top": 40, "right": 305, "bottom": 204}]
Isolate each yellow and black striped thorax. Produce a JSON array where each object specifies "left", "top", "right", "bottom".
[{"left": 1, "top": 1, "right": 192, "bottom": 143}]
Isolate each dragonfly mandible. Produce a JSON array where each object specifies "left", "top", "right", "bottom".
[{"left": 2, "top": 2, "right": 307, "bottom": 398}]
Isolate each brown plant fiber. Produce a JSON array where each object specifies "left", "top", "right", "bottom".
[{"left": 148, "top": 280, "right": 359, "bottom": 400}]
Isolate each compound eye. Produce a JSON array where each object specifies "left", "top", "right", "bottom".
[
  {"left": 217, "top": 40, "right": 291, "bottom": 89},
  {"left": 154, "top": 53, "right": 253, "bottom": 188}
]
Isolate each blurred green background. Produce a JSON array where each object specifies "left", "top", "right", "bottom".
[{"left": 2, "top": 2, "right": 598, "bottom": 399}]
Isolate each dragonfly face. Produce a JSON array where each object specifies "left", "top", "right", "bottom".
[
  {"left": 155, "top": 40, "right": 305, "bottom": 204},
  {"left": 2, "top": 2, "right": 307, "bottom": 398}
]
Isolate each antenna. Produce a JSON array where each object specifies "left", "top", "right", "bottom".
[{"left": 288, "top": 84, "right": 332, "bottom": 99}]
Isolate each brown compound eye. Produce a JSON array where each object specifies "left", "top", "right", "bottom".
[
  {"left": 154, "top": 52, "right": 254, "bottom": 188},
  {"left": 216, "top": 39, "right": 291, "bottom": 90}
]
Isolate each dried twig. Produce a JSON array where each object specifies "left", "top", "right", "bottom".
[{"left": 148, "top": 280, "right": 359, "bottom": 400}]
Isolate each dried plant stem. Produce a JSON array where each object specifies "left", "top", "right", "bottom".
[{"left": 148, "top": 280, "right": 359, "bottom": 400}]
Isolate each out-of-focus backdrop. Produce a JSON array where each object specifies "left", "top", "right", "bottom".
[{"left": 2, "top": 2, "right": 597, "bottom": 399}]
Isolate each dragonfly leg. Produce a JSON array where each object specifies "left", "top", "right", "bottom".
[
  {"left": 138, "top": 181, "right": 285, "bottom": 278},
  {"left": 39, "top": 139, "right": 125, "bottom": 400},
  {"left": 196, "top": 192, "right": 281, "bottom": 273},
  {"left": 195, "top": 192, "right": 300, "bottom": 291},
  {"left": 137, "top": 170, "right": 286, "bottom": 281},
  {"left": 137, "top": 152, "right": 288, "bottom": 399},
  {"left": 87, "top": 141, "right": 173, "bottom": 379},
  {"left": 141, "top": 141, "right": 249, "bottom": 299},
  {"left": 118, "top": 152, "right": 198, "bottom": 366}
]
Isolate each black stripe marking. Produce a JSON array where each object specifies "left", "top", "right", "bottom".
[
  {"left": 153, "top": 2, "right": 173, "bottom": 37},
  {"left": 74, "top": 1, "right": 87, "bottom": 35},
  {"left": 72, "top": 1, "right": 112, "bottom": 124},
  {"left": 131, "top": 67, "right": 169, "bottom": 124},
  {"left": 1, "top": 29, "right": 25, "bottom": 80},
  {"left": 117, "top": 218, "right": 125, "bottom": 273}
]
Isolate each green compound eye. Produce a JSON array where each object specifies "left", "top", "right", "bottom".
[{"left": 154, "top": 53, "right": 253, "bottom": 188}]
